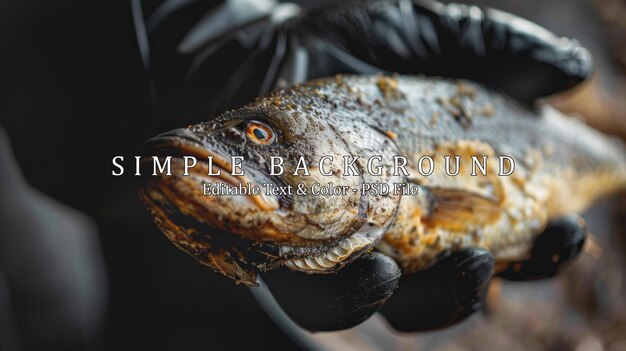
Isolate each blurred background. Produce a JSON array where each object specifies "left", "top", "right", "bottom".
[{"left": 0, "top": 0, "right": 625, "bottom": 350}]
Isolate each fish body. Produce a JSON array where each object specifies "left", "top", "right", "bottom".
[{"left": 141, "top": 75, "right": 626, "bottom": 285}]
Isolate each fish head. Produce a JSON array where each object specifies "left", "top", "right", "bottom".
[{"left": 140, "top": 99, "right": 402, "bottom": 284}]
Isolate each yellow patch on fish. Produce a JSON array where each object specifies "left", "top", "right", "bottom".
[
  {"left": 378, "top": 140, "right": 552, "bottom": 273},
  {"left": 386, "top": 130, "right": 398, "bottom": 140}
]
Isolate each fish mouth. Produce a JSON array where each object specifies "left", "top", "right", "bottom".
[{"left": 146, "top": 128, "right": 279, "bottom": 212}]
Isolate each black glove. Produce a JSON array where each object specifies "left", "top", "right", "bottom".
[
  {"left": 134, "top": 0, "right": 591, "bottom": 126},
  {"left": 261, "top": 215, "right": 586, "bottom": 332},
  {"left": 134, "top": 0, "right": 591, "bottom": 332}
]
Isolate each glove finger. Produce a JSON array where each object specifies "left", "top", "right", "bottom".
[
  {"left": 261, "top": 252, "right": 401, "bottom": 332},
  {"left": 381, "top": 247, "right": 494, "bottom": 332},
  {"left": 499, "top": 213, "right": 587, "bottom": 281}
]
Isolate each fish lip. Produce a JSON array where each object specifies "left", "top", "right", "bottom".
[{"left": 145, "top": 128, "right": 279, "bottom": 212}]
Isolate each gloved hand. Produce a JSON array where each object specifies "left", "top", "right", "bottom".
[
  {"left": 134, "top": 0, "right": 591, "bottom": 124},
  {"left": 134, "top": 0, "right": 591, "bottom": 332},
  {"left": 261, "top": 215, "right": 586, "bottom": 332}
]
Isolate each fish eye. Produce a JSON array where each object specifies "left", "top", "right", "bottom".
[{"left": 245, "top": 120, "right": 275, "bottom": 145}]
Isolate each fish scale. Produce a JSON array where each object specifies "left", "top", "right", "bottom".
[{"left": 302, "top": 75, "right": 626, "bottom": 271}]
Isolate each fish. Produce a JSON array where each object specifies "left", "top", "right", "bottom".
[{"left": 139, "top": 74, "right": 626, "bottom": 286}]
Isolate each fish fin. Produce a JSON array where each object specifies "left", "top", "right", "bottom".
[
  {"left": 205, "top": 250, "right": 259, "bottom": 287},
  {"left": 424, "top": 187, "right": 501, "bottom": 230}
]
